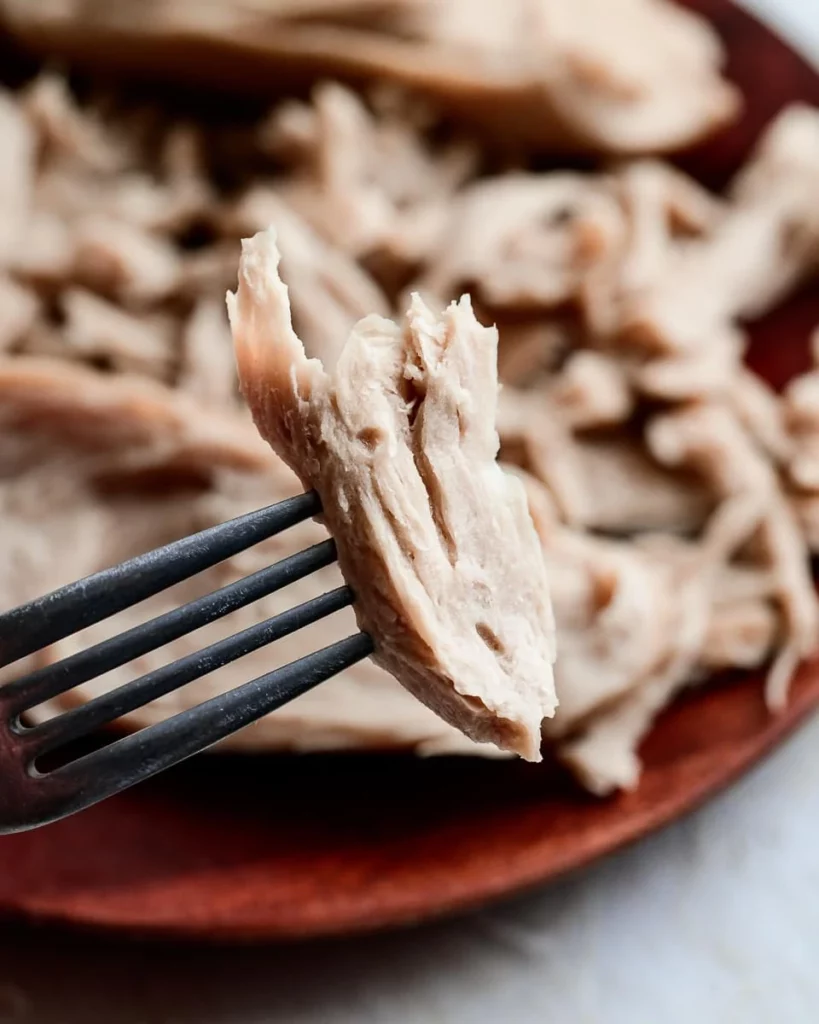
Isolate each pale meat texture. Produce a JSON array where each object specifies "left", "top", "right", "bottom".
[
  {"left": 3, "top": 37, "right": 819, "bottom": 797},
  {"left": 228, "top": 229, "right": 557, "bottom": 759},
  {"left": 0, "top": 0, "right": 737, "bottom": 153}
]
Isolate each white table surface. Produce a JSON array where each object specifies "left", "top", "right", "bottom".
[{"left": 3, "top": 3, "right": 819, "bottom": 1022}]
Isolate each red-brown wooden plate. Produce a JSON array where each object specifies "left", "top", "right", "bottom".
[{"left": 1, "top": 0, "right": 819, "bottom": 941}]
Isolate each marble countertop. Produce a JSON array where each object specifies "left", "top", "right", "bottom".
[{"left": 2, "top": 3, "right": 819, "bottom": 1022}]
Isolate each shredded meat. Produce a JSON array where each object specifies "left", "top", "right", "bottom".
[
  {"left": 0, "top": 276, "right": 38, "bottom": 352},
  {"left": 621, "top": 107, "right": 819, "bottom": 355},
  {"left": 417, "top": 173, "right": 625, "bottom": 312},
  {"left": 229, "top": 229, "right": 557, "bottom": 759},
  {"left": 267, "top": 81, "right": 475, "bottom": 272},
  {"left": 223, "top": 191, "right": 390, "bottom": 367},
  {"left": 648, "top": 403, "right": 818, "bottom": 710},
  {"left": 0, "top": 23, "right": 817, "bottom": 792},
  {"left": 0, "top": 88, "right": 34, "bottom": 266},
  {"left": 0, "top": 0, "right": 738, "bottom": 153}
]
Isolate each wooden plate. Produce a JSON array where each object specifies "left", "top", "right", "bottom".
[{"left": 1, "top": 0, "right": 819, "bottom": 941}]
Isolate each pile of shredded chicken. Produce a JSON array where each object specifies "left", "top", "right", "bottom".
[
  {"left": 0, "top": 0, "right": 739, "bottom": 153},
  {"left": 2, "top": 0, "right": 819, "bottom": 791}
]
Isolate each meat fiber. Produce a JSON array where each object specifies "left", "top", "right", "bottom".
[{"left": 228, "top": 228, "right": 557, "bottom": 759}]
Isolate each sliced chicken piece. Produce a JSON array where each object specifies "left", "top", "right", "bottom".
[{"left": 228, "top": 228, "right": 557, "bottom": 759}]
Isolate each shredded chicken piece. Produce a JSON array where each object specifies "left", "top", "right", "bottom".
[
  {"left": 0, "top": 0, "right": 738, "bottom": 153},
  {"left": 648, "top": 403, "right": 819, "bottom": 709},
  {"left": 224, "top": 190, "right": 389, "bottom": 366},
  {"left": 179, "top": 243, "right": 244, "bottom": 300},
  {"left": 578, "top": 160, "right": 721, "bottom": 341},
  {"left": 782, "top": 341, "right": 819, "bottom": 494},
  {"left": 731, "top": 366, "right": 792, "bottom": 465},
  {"left": 22, "top": 74, "right": 128, "bottom": 174},
  {"left": 72, "top": 216, "right": 182, "bottom": 304},
  {"left": 546, "top": 350, "right": 633, "bottom": 430},
  {"left": 496, "top": 390, "right": 589, "bottom": 526},
  {"left": 0, "top": 88, "right": 35, "bottom": 266},
  {"left": 542, "top": 528, "right": 705, "bottom": 741},
  {"left": 560, "top": 650, "right": 698, "bottom": 795},
  {"left": 702, "top": 600, "right": 779, "bottom": 671},
  {"left": 268, "top": 81, "right": 474, "bottom": 270},
  {"left": 59, "top": 288, "right": 176, "bottom": 380},
  {"left": 531, "top": 0, "right": 739, "bottom": 152},
  {"left": 498, "top": 390, "right": 712, "bottom": 535},
  {"left": 557, "top": 517, "right": 742, "bottom": 794},
  {"left": 0, "top": 277, "right": 38, "bottom": 352},
  {"left": 418, "top": 173, "right": 625, "bottom": 312},
  {"left": 632, "top": 328, "right": 745, "bottom": 401},
  {"left": 7, "top": 210, "right": 75, "bottom": 285},
  {"left": 229, "top": 228, "right": 557, "bottom": 759},
  {"left": 622, "top": 107, "right": 819, "bottom": 354}
]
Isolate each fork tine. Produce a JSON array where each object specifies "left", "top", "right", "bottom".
[
  {"left": 36, "top": 632, "right": 375, "bottom": 823},
  {"left": 22, "top": 586, "right": 354, "bottom": 757},
  {"left": 0, "top": 491, "right": 321, "bottom": 669},
  {"left": 3, "top": 539, "right": 337, "bottom": 716}
]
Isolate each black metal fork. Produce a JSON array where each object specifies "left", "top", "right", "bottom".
[{"left": 0, "top": 491, "right": 373, "bottom": 833}]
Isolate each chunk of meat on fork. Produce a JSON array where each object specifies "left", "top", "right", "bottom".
[{"left": 228, "top": 227, "right": 557, "bottom": 759}]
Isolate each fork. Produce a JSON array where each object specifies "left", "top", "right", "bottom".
[{"left": 0, "top": 491, "right": 374, "bottom": 834}]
